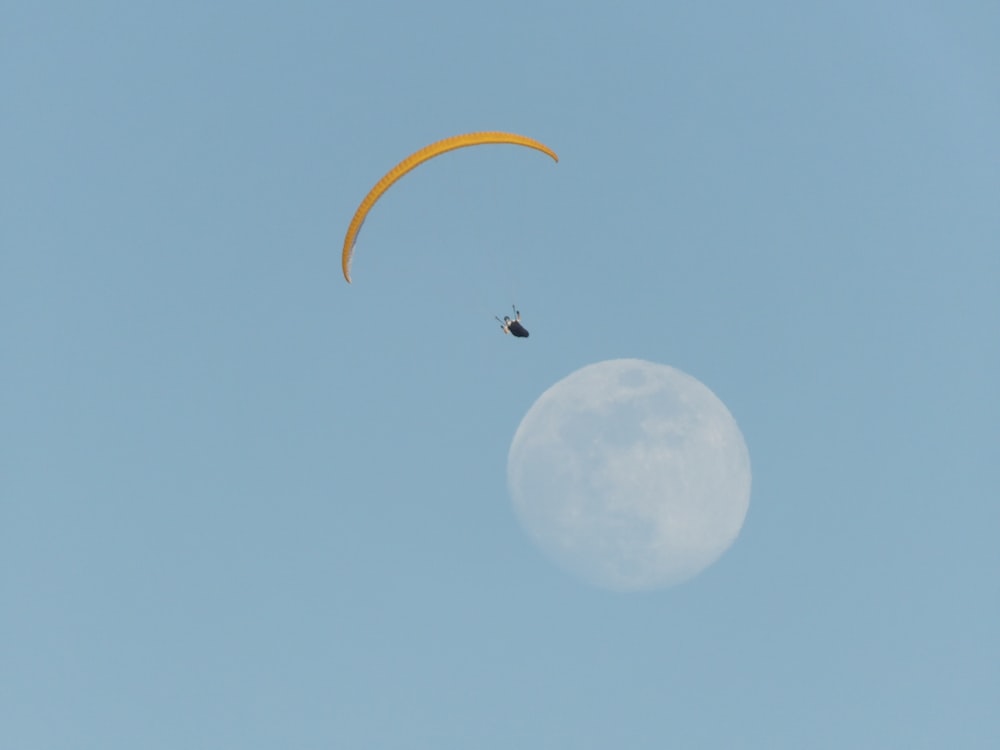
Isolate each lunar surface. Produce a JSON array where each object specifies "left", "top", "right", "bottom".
[{"left": 506, "top": 359, "right": 751, "bottom": 591}]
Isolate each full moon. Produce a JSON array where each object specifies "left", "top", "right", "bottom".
[{"left": 507, "top": 359, "right": 751, "bottom": 591}]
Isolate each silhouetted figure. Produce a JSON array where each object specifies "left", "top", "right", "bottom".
[{"left": 496, "top": 306, "right": 529, "bottom": 338}]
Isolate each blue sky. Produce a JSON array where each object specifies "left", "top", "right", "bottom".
[{"left": 3, "top": 1, "right": 998, "bottom": 747}]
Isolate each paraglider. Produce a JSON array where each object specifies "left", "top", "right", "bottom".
[
  {"left": 341, "top": 131, "right": 558, "bottom": 284},
  {"left": 496, "top": 307, "right": 529, "bottom": 338}
]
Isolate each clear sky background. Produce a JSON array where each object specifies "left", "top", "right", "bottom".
[{"left": 3, "top": 1, "right": 997, "bottom": 747}]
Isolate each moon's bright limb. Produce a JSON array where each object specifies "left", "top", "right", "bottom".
[{"left": 507, "top": 359, "right": 751, "bottom": 591}]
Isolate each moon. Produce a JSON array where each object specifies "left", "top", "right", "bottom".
[{"left": 506, "top": 359, "right": 751, "bottom": 591}]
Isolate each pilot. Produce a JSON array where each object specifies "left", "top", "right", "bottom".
[{"left": 496, "top": 307, "right": 529, "bottom": 338}]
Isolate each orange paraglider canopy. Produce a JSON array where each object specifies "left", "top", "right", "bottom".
[{"left": 341, "top": 131, "right": 558, "bottom": 283}]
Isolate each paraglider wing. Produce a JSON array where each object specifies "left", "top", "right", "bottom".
[{"left": 341, "top": 131, "right": 558, "bottom": 283}]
